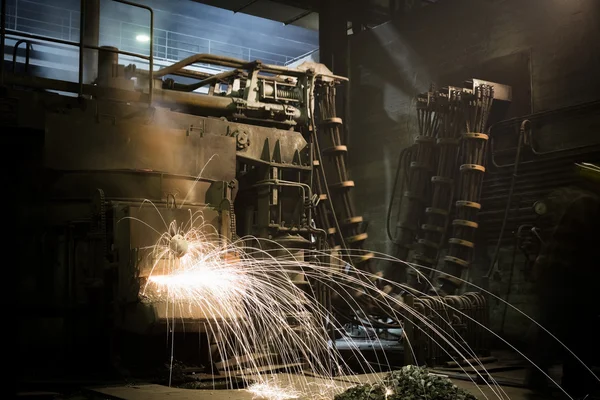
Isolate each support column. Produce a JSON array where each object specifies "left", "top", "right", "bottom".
[
  {"left": 318, "top": 0, "right": 348, "bottom": 76},
  {"left": 82, "top": 0, "right": 100, "bottom": 84}
]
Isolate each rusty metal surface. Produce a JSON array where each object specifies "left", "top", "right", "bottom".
[
  {"left": 44, "top": 113, "right": 236, "bottom": 182},
  {"left": 202, "top": 117, "right": 310, "bottom": 168},
  {"left": 45, "top": 170, "right": 212, "bottom": 204}
]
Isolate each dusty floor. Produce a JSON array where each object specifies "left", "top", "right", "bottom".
[{"left": 87, "top": 373, "right": 541, "bottom": 400}]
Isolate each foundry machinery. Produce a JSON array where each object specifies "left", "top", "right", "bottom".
[
  {"left": 5, "top": 0, "right": 492, "bottom": 376},
  {"left": 389, "top": 81, "right": 512, "bottom": 295},
  {"left": 4, "top": 0, "right": 363, "bottom": 374}
]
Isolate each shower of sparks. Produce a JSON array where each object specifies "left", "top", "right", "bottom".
[{"left": 125, "top": 207, "right": 599, "bottom": 400}]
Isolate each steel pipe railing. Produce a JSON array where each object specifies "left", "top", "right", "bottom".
[{"left": 1, "top": 0, "right": 154, "bottom": 104}]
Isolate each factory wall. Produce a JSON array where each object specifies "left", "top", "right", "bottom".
[{"left": 347, "top": 0, "right": 600, "bottom": 343}]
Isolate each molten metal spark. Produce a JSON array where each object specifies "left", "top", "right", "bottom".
[
  {"left": 384, "top": 387, "right": 393, "bottom": 399},
  {"left": 248, "top": 382, "right": 300, "bottom": 400},
  {"left": 169, "top": 234, "right": 189, "bottom": 258}
]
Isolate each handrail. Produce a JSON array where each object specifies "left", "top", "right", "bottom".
[
  {"left": 11, "top": 38, "right": 32, "bottom": 73},
  {"left": 0, "top": 0, "right": 154, "bottom": 105},
  {"left": 488, "top": 99, "right": 600, "bottom": 168},
  {"left": 6, "top": 0, "right": 299, "bottom": 66}
]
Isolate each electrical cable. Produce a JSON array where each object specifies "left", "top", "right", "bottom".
[
  {"left": 386, "top": 146, "right": 412, "bottom": 242},
  {"left": 309, "top": 80, "right": 350, "bottom": 257},
  {"left": 485, "top": 119, "right": 530, "bottom": 278}
]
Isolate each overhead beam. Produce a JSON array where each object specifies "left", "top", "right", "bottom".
[
  {"left": 188, "top": 0, "right": 392, "bottom": 30},
  {"left": 284, "top": 9, "right": 313, "bottom": 25},
  {"left": 234, "top": 0, "right": 260, "bottom": 13},
  {"left": 318, "top": 0, "right": 347, "bottom": 75}
]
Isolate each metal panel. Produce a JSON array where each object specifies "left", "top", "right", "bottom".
[
  {"left": 44, "top": 111, "right": 236, "bottom": 181},
  {"left": 203, "top": 117, "right": 309, "bottom": 166}
]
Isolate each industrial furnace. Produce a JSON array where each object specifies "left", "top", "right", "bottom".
[{"left": 4, "top": 0, "right": 351, "bottom": 377}]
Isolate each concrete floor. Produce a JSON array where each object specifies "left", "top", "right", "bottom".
[{"left": 87, "top": 372, "right": 541, "bottom": 400}]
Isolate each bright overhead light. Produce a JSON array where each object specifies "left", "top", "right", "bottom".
[{"left": 136, "top": 34, "right": 150, "bottom": 42}]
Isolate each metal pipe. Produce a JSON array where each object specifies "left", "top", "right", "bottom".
[
  {"left": 489, "top": 100, "right": 600, "bottom": 168},
  {"left": 479, "top": 207, "right": 540, "bottom": 217},
  {"left": 153, "top": 87, "right": 236, "bottom": 112},
  {"left": 481, "top": 184, "right": 574, "bottom": 203},
  {"left": 489, "top": 136, "right": 600, "bottom": 169},
  {"left": 485, "top": 162, "right": 584, "bottom": 179},
  {"left": 3, "top": 71, "right": 147, "bottom": 102},
  {"left": 6, "top": 30, "right": 150, "bottom": 61},
  {"left": 154, "top": 87, "right": 302, "bottom": 122},
  {"left": 172, "top": 69, "right": 242, "bottom": 92},
  {"left": 84, "top": 44, "right": 150, "bottom": 61},
  {"left": 153, "top": 68, "right": 289, "bottom": 85},
  {"left": 386, "top": 146, "right": 411, "bottom": 242},
  {"left": 253, "top": 179, "right": 312, "bottom": 228},
  {"left": 493, "top": 99, "right": 600, "bottom": 128},
  {"left": 4, "top": 29, "right": 78, "bottom": 47},
  {"left": 152, "top": 52, "right": 348, "bottom": 81},
  {"left": 484, "top": 175, "right": 575, "bottom": 192},
  {"left": 529, "top": 133, "right": 597, "bottom": 156},
  {"left": 483, "top": 174, "right": 575, "bottom": 193},
  {"left": 153, "top": 54, "right": 253, "bottom": 78},
  {"left": 485, "top": 120, "right": 530, "bottom": 279},
  {"left": 2, "top": 70, "right": 302, "bottom": 122},
  {"left": 11, "top": 39, "right": 32, "bottom": 73},
  {"left": 1, "top": 32, "right": 153, "bottom": 61},
  {"left": 499, "top": 224, "right": 533, "bottom": 335}
]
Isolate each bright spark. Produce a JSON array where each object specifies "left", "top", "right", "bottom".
[
  {"left": 385, "top": 387, "right": 394, "bottom": 398},
  {"left": 248, "top": 383, "right": 300, "bottom": 400},
  {"left": 148, "top": 261, "right": 244, "bottom": 295}
]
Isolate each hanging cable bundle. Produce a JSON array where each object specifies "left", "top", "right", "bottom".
[
  {"left": 392, "top": 87, "right": 440, "bottom": 263},
  {"left": 410, "top": 88, "right": 464, "bottom": 290},
  {"left": 312, "top": 81, "right": 375, "bottom": 274},
  {"left": 438, "top": 84, "right": 494, "bottom": 294}
]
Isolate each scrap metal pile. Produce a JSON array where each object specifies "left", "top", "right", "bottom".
[{"left": 334, "top": 365, "right": 477, "bottom": 400}]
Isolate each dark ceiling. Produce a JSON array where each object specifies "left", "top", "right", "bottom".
[{"left": 188, "top": 0, "right": 428, "bottom": 31}]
